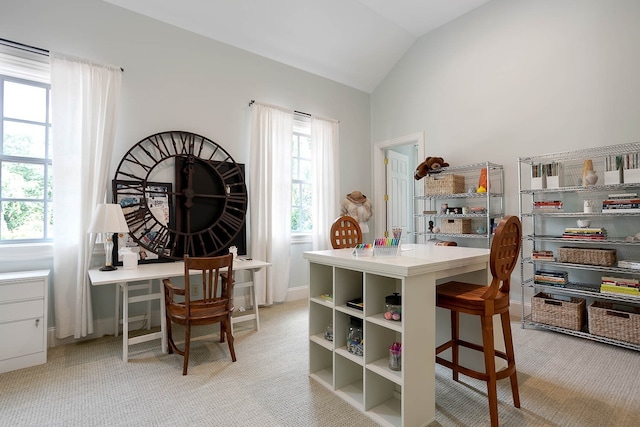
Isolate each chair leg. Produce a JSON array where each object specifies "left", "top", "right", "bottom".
[
  {"left": 165, "top": 316, "right": 175, "bottom": 354},
  {"left": 451, "top": 310, "right": 459, "bottom": 382},
  {"left": 501, "top": 312, "right": 520, "bottom": 408},
  {"left": 224, "top": 320, "right": 237, "bottom": 362},
  {"left": 219, "top": 322, "right": 225, "bottom": 343},
  {"left": 182, "top": 324, "right": 191, "bottom": 375},
  {"left": 481, "top": 315, "right": 499, "bottom": 427}
]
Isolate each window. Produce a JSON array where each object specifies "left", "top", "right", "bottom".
[
  {"left": 0, "top": 52, "right": 52, "bottom": 242},
  {"left": 291, "top": 113, "right": 312, "bottom": 233}
]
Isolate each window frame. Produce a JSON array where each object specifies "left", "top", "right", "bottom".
[
  {"left": 0, "top": 73, "right": 53, "bottom": 243},
  {"left": 291, "top": 114, "right": 312, "bottom": 236}
]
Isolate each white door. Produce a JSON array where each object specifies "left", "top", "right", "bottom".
[{"left": 386, "top": 149, "right": 411, "bottom": 243}]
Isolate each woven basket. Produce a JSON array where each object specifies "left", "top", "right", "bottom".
[
  {"left": 531, "top": 292, "right": 586, "bottom": 331},
  {"left": 440, "top": 218, "right": 471, "bottom": 234},
  {"left": 425, "top": 174, "right": 465, "bottom": 195},
  {"left": 557, "top": 247, "right": 617, "bottom": 266},
  {"left": 588, "top": 301, "right": 640, "bottom": 344}
]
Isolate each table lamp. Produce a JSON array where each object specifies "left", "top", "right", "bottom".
[{"left": 88, "top": 203, "right": 130, "bottom": 271}]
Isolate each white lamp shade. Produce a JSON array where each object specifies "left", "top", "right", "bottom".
[{"left": 88, "top": 203, "right": 130, "bottom": 233}]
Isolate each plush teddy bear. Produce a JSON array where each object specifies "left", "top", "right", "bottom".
[{"left": 414, "top": 156, "right": 449, "bottom": 180}]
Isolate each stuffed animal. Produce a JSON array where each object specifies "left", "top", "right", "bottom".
[{"left": 414, "top": 157, "right": 449, "bottom": 180}]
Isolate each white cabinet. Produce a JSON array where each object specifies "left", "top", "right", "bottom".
[
  {"left": 0, "top": 270, "right": 50, "bottom": 373},
  {"left": 518, "top": 142, "right": 640, "bottom": 351},
  {"left": 414, "top": 162, "right": 504, "bottom": 247},
  {"left": 308, "top": 263, "right": 403, "bottom": 425},
  {"left": 305, "top": 246, "right": 492, "bottom": 427}
]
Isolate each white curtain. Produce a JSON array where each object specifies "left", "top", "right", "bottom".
[
  {"left": 249, "top": 103, "right": 292, "bottom": 304},
  {"left": 50, "top": 53, "right": 122, "bottom": 339},
  {"left": 311, "top": 117, "right": 340, "bottom": 250}
]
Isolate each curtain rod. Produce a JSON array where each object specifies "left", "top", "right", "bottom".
[
  {"left": 249, "top": 99, "right": 338, "bottom": 123},
  {"left": 0, "top": 37, "right": 125, "bottom": 72}
]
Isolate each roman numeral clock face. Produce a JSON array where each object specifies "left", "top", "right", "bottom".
[{"left": 113, "top": 131, "right": 247, "bottom": 260}]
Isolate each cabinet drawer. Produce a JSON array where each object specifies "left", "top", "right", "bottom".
[
  {"left": 0, "top": 299, "right": 43, "bottom": 323},
  {"left": 0, "top": 316, "right": 45, "bottom": 360},
  {"left": 0, "top": 280, "right": 45, "bottom": 303}
]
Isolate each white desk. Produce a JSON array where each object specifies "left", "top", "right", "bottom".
[
  {"left": 88, "top": 258, "right": 270, "bottom": 362},
  {"left": 303, "top": 244, "right": 491, "bottom": 427}
]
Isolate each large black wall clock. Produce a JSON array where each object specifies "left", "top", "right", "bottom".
[{"left": 113, "top": 130, "right": 248, "bottom": 260}]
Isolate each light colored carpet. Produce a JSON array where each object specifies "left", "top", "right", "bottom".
[{"left": 1, "top": 299, "right": 639, "bottom": 426}]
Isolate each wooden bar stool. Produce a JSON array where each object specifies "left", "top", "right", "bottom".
[{"left": 435, "top": 215, "right": 521, "bottom": 427}]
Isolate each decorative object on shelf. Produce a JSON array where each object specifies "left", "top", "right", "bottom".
[
  {"left": 389, "top": 342, "right": 401, "bottom": 371},
  {"left": 414, "top": 156, "right": 449, "bottom": 180},
  {"left": 583, "top": 199, "right": 594, "bottom": 213},
  {"left": 340, "top": 191, "right": 372, "bottom": 233},
  {"left": 576, "top": 219, "right": 591, "bottom": 228},
  {"left": 88, "top": 203, "right": 130, "bottom": 271},
  {"left": 384, "top": 292, "right": 401, "bottom": 321},
  {"left": 582, "top": 159, "right": 598, "bottom": 186},
  {"left": 324, "top": 324, "right": 333, "bottom": 342},
  {"left": 477, "top": 167, "right": 488, "bottom": 192},
  {"left": 346, "top": 316, "right": 364, "bottom": 356}
]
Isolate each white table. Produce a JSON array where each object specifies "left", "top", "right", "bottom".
[
  {"left": 304, "top": 244, "right": 491, "bottom": 427},
  {"left": 88, "top": 258, "right": 270, "bottom": 362}
]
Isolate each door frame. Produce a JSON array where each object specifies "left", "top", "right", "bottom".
[{"left": 372, "top": 132, "right": 425, "bottom": 238}]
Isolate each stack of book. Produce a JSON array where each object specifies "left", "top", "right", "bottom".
[
  {"left": 618, "top": 260, "right": 640, "bottom": 270},
  {"left": 532, "top": 250, "right": 554, "bottom": 261},
  {"left": 602, "top": 193, "right": 640, "bottom": 213},
  {"left": 534, "top": 269, "right": 568, "bottom": 287},
  {"left": 532, "top": 200, "right": 563, "bottom": 212},
  {"left": 562, "top": 227, "right": 607, "bottom": 240},
  {"left": 600, "top": 276, "right": 640, "bottom": 297}
]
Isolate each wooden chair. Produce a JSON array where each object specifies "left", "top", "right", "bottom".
[
  {"left": 435, "top": 216, "right": 521, "bottom": 426},
  {"left": 330, "top": 216, "right": 363, "bottom": 249},
  {"left": 163, "top": 254, "right": 236, "bottom": 375}
]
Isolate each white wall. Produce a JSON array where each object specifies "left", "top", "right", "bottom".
[
  {"left": 371, "top": 0, "right": 640, "bottom": 304},
  {"left": 1, "top": 0, "right": 371, "bottom": 337}
]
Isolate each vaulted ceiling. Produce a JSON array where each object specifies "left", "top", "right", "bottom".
[{"left": 103, "top": 0, "right": 491, "bottom": 93}]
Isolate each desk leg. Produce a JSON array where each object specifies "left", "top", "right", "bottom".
[
  {"left": 250, "top": 270, "right": 260, "bottom": 331},
  {"left": 231, "top": 268, "right": 261, "bottom": 332},
  {"left": 114, "top": 283, "right": 120, "bottom": 337},
  {"left": 122, "top": 282, "right": 129, "bottom": 363},
  {"left": 160, "top": 279, "right": 167, "bottom": 354}
]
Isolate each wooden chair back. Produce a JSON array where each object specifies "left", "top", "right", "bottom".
[
  {"left": 163, "top": 254, "right": 236, "bottom": 374},
  {"left": 330, "top": 216, "right": 363, "bottom": 249},
  {"left": 483, "top": 215, "right": 522, "bottom": 299}
]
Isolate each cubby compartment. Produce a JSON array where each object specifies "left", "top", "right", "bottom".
[
  {"left": 309, "top": 302, "right": 334, "bottom": 350},
  {"left": 308, "top": 262, "right": 333, "bottom": 305},
  {"left": 365, "top": 273, "right": 402, "bottom": 326},
  {"left": 309, "top": 340, "right": 333, "bottom": 389},
  {"left": 335, "top": 352, "right": 364, "bottom": 407},
  {"left": 365, "top": 370, "right": 402, "bottom": 427},
  {"left": 365, "top": 321, "right": 402, "bottom": 384},
  {"left": 334, "top": 267, "right": 363, "bottom": 310}
]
